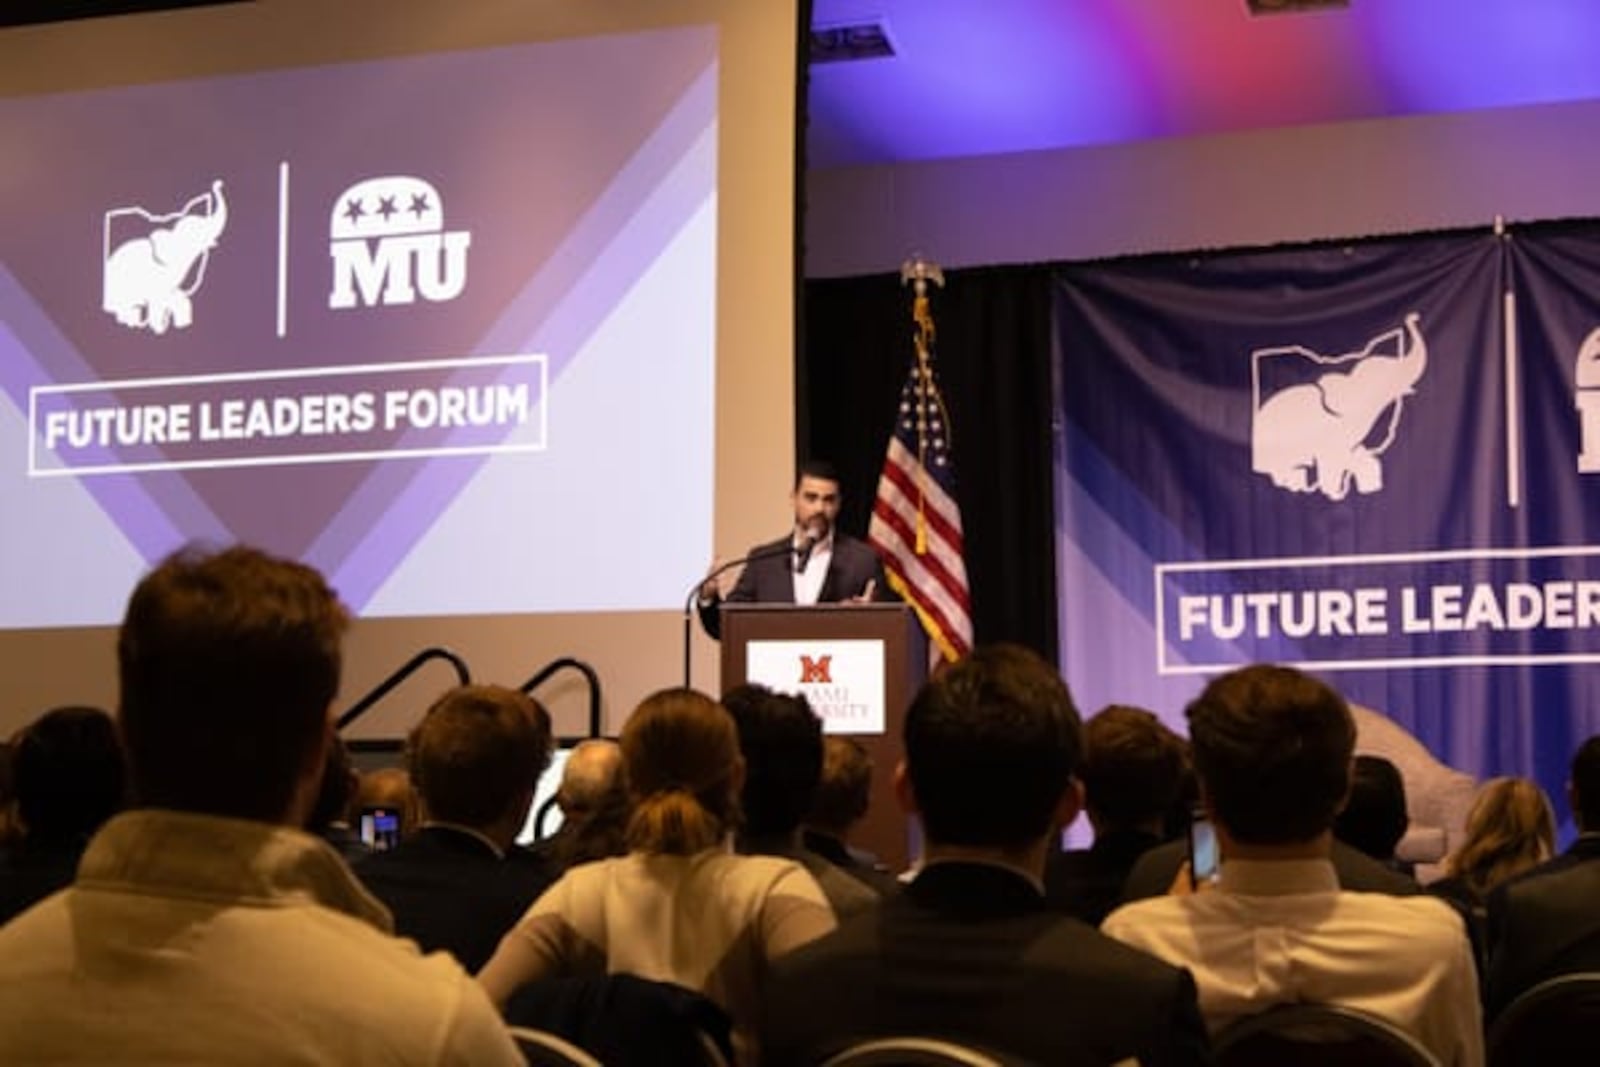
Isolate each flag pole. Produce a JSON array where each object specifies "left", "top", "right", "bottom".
[{"left": 900, "top": 254, "right": 944, "bottom": 556}]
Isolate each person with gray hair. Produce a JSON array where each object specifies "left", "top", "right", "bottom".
[{"left": 544, "top": 739, "right": 631, "bottom": 874}]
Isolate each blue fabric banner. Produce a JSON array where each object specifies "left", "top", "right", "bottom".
[{"left": 1054, "top": 228, "right": 1600, "bottom": 830}]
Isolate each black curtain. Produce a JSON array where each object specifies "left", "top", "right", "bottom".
[{"left": 799, "top": 264, "right": 1058, "bottom": 662}]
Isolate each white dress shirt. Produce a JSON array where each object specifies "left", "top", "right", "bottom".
[
  {"left": 792, "top": 531, "right": 833, "bottom": 605},
  {"left": 1101, "top": 857, "right": 1483, "bottom": 1067}
]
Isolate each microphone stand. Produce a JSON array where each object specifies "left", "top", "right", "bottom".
[{"left": 682, "top": 540, "right": 798, "bottom": 690}]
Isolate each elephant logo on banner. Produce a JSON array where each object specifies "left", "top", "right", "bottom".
[
  {"left": 328, "top": 175, "right": 471, "bottom": 310},
  {"left": 1251, "top": 312, "right": 1428, "bottom": 501},
  {"left": 102, "top": 180, "right": 228, "bottom": 335}
]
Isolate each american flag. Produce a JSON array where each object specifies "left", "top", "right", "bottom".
[{"left": 868, "top": 289, "right": 973, "bottom": 664}]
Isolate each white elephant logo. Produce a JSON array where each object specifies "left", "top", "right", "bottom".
[
  {"left": 1251, "top": 313, "right": 1428, "bottom": 501},
  {"left": 102, "top": 179, "right": 228, "bottom": 335}
]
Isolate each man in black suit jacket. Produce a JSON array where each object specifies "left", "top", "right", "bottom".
[
  {"left": 1044, "top": 704, "right": 1187, "bottom": 926},
  {"left": 697, "top": 460, "right": 886, "bottom": 639},
  {"left": 1484, "top": 735, "right": 1600, "bottom": 1021},
  {"left": 762, "top": 645, "right": 1208, "bottom": 1067},
  {"left": 357, "top": 685, "right": 556, "bottom": 972}
]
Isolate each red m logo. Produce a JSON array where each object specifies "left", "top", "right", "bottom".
[{"left": 799, "top": 654, "right": 833, "bottom": 685}]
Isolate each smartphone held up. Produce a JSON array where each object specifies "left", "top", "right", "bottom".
[{"left": 1188, "top": 810, "right": 1220, "bottom": 888}]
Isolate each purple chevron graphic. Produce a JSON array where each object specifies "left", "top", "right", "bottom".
[{"left": 0, "top": 27, "right": 718, "bottom": 623}]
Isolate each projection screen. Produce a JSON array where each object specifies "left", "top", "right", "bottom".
[{"left": 0, "top": 0, "right": 804, "bottom": 739}]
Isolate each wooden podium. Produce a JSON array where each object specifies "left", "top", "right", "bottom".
[{"left": 720, "top": 603, "right": 927, "bottom": 871}]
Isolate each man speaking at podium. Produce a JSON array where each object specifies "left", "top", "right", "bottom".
[{"left": 697, "top": 460, "right": 887, "bottom": 639}]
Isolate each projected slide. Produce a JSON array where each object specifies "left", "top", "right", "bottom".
[{"left": 0, "top": 27, "right": 718, "bottom": 627}]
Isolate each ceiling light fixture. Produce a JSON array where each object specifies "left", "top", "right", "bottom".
[
  {"left": 1245, "top": 0, "right": 1350, "bottom": 15},
  {"left": 809, "top": 20, "right": 896, "bottom": 65}
]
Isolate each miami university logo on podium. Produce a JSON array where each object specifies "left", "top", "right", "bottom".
[{"left": 799, "top": 654, "right": 834, "bottom": 685}]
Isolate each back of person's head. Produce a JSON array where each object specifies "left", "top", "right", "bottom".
[
  {"left": 557, "top": 739, "right": 625, "bottom": 818},
  {"left": 117, "top": 543, "right": 347, "bottom": 823},
  {"left": 12, "top": 705, "right": 125, "bottom": 844},
  {"left": 621, "top": 689, "right": 741, "bottom": 855},
  {"left": 307, "top": 727, "right": 358, "bottom": 834},
  {"left": 1079, "top": 704, "right": 1187, "bottom": 833},
  {"left": 552, "top": 741, "right": 631, "bottom": 871},
  {"left": 722, "top": 683, "right": 822, "bottom": 839},
  {"left": 807, "top": 736, "right": 873, "bottom": 837},
  {"left": 1570, "top": 735, "right": 1600, "bottom": 832},
  {"left": 904, "top": 643, "right": 1081, "bottom": 850},
  {"left": 1185, "top": 664, "right": 1354, "bottom": 846},
  {"left": 1448, "top": 776, "right": 1555, "bottom": 898},
  {"left": 1332, "top": 754, "right": 1410, "bottom": 861},
  {"left": 407, "top": 685, "right": 552, "bottom": 830}
]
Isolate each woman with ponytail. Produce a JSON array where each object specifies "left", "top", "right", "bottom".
[{"left": 478, "top": 689, "right": 836, "bottom": 1060}]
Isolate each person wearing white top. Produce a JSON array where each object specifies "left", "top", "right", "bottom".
[
  {"left": 480, "top": 688, "right": 836, "bottom": 1063},
  {"left": 1102, "top": 664, "right": 1482, "bottom": 1067}
]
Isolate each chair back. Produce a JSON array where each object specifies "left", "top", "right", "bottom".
[
  {"left": 504, "top": 973, "right": 733, "bottom": 1066},
  {"left": 1213, "top": 1003, "right": 1440, "bottom": 1067},
  {"left": 508, "top": 1025, "right": 603, "bottom": 1067},
  {"left": 820, "top": 1036, "right": 1008, "bottom": 1066},
  {"left": 1487, "top": 971, "right": 1600, "bottom": 1065}
]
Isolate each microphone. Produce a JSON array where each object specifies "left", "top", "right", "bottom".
[
  {"left": 682, "top": 540, "right": 800, "bottom": 689},
  {"left": 793, "top": 534, "right": 817, "bottom": 574}
]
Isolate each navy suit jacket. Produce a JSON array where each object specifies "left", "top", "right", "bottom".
[
  {"left": 697, "top": 532, "right": 887, "bottom": 639},
  {"left": 354, "top": 825, "right": 555, "bottom": 972},
  {"left": 1484, "top": 835, "right": 1600, "bottom": 1021},
  {"left": 762, "top": 861, "right": 1209, "bottom": 1067}
]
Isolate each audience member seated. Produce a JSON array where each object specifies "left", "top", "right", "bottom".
[
  {"left": 306, "top": 728, "right": 369, "bottom": 863},
  {"left": 803, "top": 736, "right": 900, "bottom": 896},
  {"left": 357, "top": 684, "right": 557, "bottom": 973},
  {"left": 762, "top": 644, "right": 1209, "bottom": 1067},
  {"left": 355, "top": 765, "right": 421, "bottom": 843},
  {"left": 0, "top": 705, "right": 125, "bottom": 925},
  {"left": 1124, "top": 766, "right": 1421, "bottom": 901},
  {"left": 538, "top": 739, "right": 631, "bottom": 877},
  {"left": 1429, "top": 776, "right": 1554, "bottom": 974},
  {"left": 724, "top": 683, "right": 880, "bottom": 918},
  {"left": 0, "top": 544, "right": 520, "bottom": 1063},
  {"left": 478, "top": 688, "right": 836, "bottom": 1063},
  {"left": 1102, "top": 664, "right": 1481, "bottom": 1067},
  {"left": 1333, "top": 754, "right": 1414, "bottom": 876},
  {"left": 1044, "top": 703, "right": 1187, "bottom": 926},
  {"left": 1350, "top": 703, "right": 1478, "bottom": 882},
  {"left": 1484, "top": 735, "right": 1600, "bottom": 1021}
]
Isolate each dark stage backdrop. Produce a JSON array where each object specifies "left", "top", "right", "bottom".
[{"left": 800, "top": 266, "right": 1058, "bottom": 662}]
